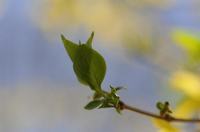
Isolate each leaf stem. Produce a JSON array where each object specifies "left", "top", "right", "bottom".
[{"left": 121, "top": 102, "right": 200, "bottom": 123}]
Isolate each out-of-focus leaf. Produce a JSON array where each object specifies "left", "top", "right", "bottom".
[
  {"left": 35, "top": 0, "right": 173, "bottom": 50},
  {"left": 169, "top": 70, "right": 200, "bottom": 131},
  {"left": 61, "top": 33, "right": 106, "bottom": 91},
  {"left": 84, "top": 100, "right": 102, "bottom": 110},
  {"left": 172, "top": 30, "right": 200, "bottom": 61},
  {"left": 152, "top": 119, "right": 180, "bottom": 132},
  {"left": 170, "top": 70, "right": 200, "bottom": 101},
  {"left": 173, "top": 98, "right": 200, "bottom": 118}
]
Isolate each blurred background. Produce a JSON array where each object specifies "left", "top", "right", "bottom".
[{"left": 0, "top": 0, "right": 200, "bottom": 131}]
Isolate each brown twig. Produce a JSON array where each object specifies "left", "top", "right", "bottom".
[{"left": 119, "top": 101, "right": 200, "bottom": 123}]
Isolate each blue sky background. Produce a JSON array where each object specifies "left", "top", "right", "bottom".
[{"left": 0, "top": 0, "right": 199, "bottom": 131}]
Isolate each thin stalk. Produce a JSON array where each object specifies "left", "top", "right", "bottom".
[{"left": 122, "top": 102, "right": 200, "bottom": 123}]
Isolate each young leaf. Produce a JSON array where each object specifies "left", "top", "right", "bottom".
[
  {"left": 86, "top": 32, "right": 94, "bottom": 48},
  {"left": 61, "top": 32, "right": 106, "bottom": 91},
  {"left": 73, "top": 44, "right": 106, "bottom": 90},
  {"left": 84, "top": 100, "right": 102, "bottom": 110},
  {"left": 156, "top": 101, "right": 172, "bottom": 117},
  {"left": 156, "top": 102, "right": 164, "bottom": 110},
  {"left": 61, "top": 34, "right": 78, "bottom": 62}
]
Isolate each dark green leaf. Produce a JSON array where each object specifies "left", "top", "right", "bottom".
[{"left": 84, "top": 100, "right": 102, "bottom": 110}]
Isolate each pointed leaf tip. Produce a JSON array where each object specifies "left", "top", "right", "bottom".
[
  {"left": 61, "top": 34, "right": 79, "bottom": 62},
  {"left": 86, "top": 32, "right": 95, "bottom": 48},
  {"left": 91, "top": 31, "right": 94, "bottom": 37},
  {"left": 61, "top": 34, "right": 65, "bottom": 42}
]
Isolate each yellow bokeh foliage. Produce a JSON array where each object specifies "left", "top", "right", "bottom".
[
  {"left": 155, "top": 70, "right": 200, "bottom": 132},
  {"left": 153, "top": 119, "right": 179, "bottom": 132},
  {"left": 32, "top": 0, "right": 173, "bottom": 48},
  {"left": 171, "top": 70, "right": 200, "bottom": 101},
  {"left": 172, "top": 29, "right": 200, "bottom": 62}
]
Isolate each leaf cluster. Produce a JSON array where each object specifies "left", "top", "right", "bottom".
[
  {"left": 156, "top": 101, "right": 172, "bottom": 118},
  {"left": 61, "top": 32, "right": 123, "bottom": 113}
]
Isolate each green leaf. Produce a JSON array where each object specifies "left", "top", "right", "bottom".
[
  {"left": 61, "top": 32, "right": 106, "bottom": 91},
  {"left": 86, "top": 32, "right": 94, "bottom": 48},
  {"left": 61, "top": 34, "right": 79, "bottom": 62},
  {"left": 156, "top": 102, "right": 164, "bottom": 110},
  {"left": 84, "top": 100, "right": 102, "bottom": 110}
]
